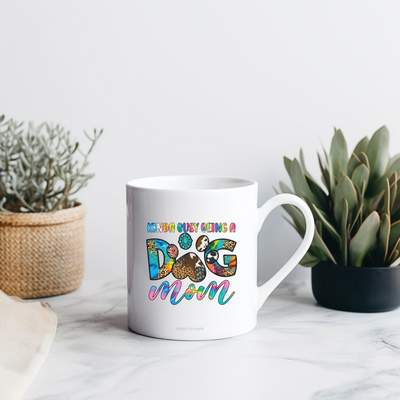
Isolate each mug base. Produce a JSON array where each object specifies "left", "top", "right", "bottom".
[{"left": 127, "top": 323, "right": 257, "bottom": 341}]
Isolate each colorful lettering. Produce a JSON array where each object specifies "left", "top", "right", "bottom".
[
  {"left": 204, "top": 239, "right": 237, "bottom": 277},
  {"left": 146, "top": 239, "right": 176, "bottom": 280},
  {"left": 149, "top": 280, "right": 235, "bottom": 305}
]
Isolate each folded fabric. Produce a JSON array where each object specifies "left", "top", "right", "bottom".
[{"left": 0, "top": 290, "right": 57, "bottom": 400}]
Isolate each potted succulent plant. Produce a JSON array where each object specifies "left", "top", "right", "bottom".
[
  {"left": 279, "top": 126, "right": 400, "bottom": 312},
  {"left": 0, "top": 114, "right": 102, "bottom": 298}
]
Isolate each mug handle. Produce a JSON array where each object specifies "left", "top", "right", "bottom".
[{"left": 257, "top": 193, "right": 314, "bottom": 310}]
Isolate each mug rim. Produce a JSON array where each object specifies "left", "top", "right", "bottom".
[{"left": 126, "top": 175, "right": 257, "bottom": 192}]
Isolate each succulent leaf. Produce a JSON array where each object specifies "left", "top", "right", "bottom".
[
  {"left": 349, "top": 201, "right": 363, "bottom": 235},
  {"left": 334, "top": 176, "right": 358, "bottom": 225},
  {"left": 282, "top": 204, "right": 306, "bottom": 237},
  {"left": 290, "top": 158, "right": 316, "bottom": 206},
  {"left": 284, "top": 157, "right": 293, "bottom": 178},
  {"left": 280, "top": 126, "right": 400, "bottom": 267},
  {"left": 364, "top": 190, "right": 384, "bottom": 217},
  {"left": 387, "top": 237, "right": 400, "bottom": 265},
  {"left": 299, "top": 149, "right": 309, "bottom": 175},
  {"left": 388, "top": 154, "right": 400, "bottom": 170},
  {"left": 348, "top": 153, "right": 362, "bottom": 179},
  {"left": 318, "top": 153, "right": 332, "bottom": 194},
  {"left": 323, "top": 147, "right": 336, "bottom": 192},
  {"left": 312, "top": 204, "right": 341, "bottom": 244},
  {"left": 299, "top": 149, "right": 329, "bottom": 209},
  {"left": 358, "top": 152, "right": 370, "bottom": 171},
  {"left": 354, "top": 136, "right": 370, "bottom": 152},
  {"left": 347, "top": 137, "right": 369, "bottom": 177},
  {"left": 389, "top": 173, "right": 397, "bottom": 213},
  {"left": 389, "top": 171, "right": 397, "bottom": 186},
  {"left": 279, "top": 181, "right": 294, "bottom": 195},
  {"left": 388, "top": 250, "right": 399, "bottom": 265},
  {"left": 300, "top": 251, "right": 320, "bottom": 267},
  {"left": 351, "top": 163, "right": 369, "bottom": 194},
  {"left": 389, "top": 220, "right": 400, "bottom": 254},
  {"left": 312, "top": 227, "right": 337, "bottom": 264},
  {"left": 316, "top": 220, "right": 323, "bottom": 237},
  {"left": 330, "top": 129, "right": 348, "bottom": 180},
  {"left": 392, "top": 180, "right": 400, "bottom": 215},
  {"left": 370, "top": 157, "right": 400, "bottom": 196},
  {"left": 379, "top": 179, "right": 391, "bottom": 218},
  {"left": 349, "top": 211, "right": 380, "bottom": 267},
  {"left": 365, "top": 126, "right": 390, "bottom": 183},
  {"left": 393, "top": 207, "right": 400, "bottom": 223},
  {"left": 283, "top": 216, "right": 302, "bottom": 235},
  {"left": 354, "top": 181, "right": 366, "bottom": 215},
  {"left": 378, "top": 214, "right": 390, "bottom": 264},
  {"left": 305, "top": 176, "right": 329, "bottom": 210},
  {"left": 340, "top": 198, "right": 349, "bottom": 265}
]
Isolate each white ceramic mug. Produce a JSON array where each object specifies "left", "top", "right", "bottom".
[{"left": 126, "top": 176, "right": 314, "bottom": 340}]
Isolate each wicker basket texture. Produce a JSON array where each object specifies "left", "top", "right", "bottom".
[{"left": 0, "top": 204, "right": 86, "bottom": 298}]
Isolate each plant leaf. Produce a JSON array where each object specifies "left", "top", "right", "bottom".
[
  {"left": 300, "top": 149, "right": 329, "bottom": 209},
  {"left": 284, "top": 157, "right": 292, "bottom": 178},
  {"left": 300, "top": 251, "right": 320, "bottom": 267},
  {"left": 378, "top": 213, "right": 390, "bottom": 264},
  {"left": 389, "top": 220, "right": 400, "bottom": 254},
  {"left": 393, "top": 207, "right": 400, "bottom": 223},
  {"left": 316, "top": 220, "right": 323, "bottom": 237},
  {"left": 282, "top": 204, "right": 306, "bottom": 237},
  {"left": 290, "top": 158, "right": 316, "bottom": 206},
  {"left": 388, "top": 250, "right": 399, "bottom": 266},
  {"left": 279, "top": 181, "right": 294, "bottom": 194},
  {"left": 387, "top": 237, "right": 400, "bottom": 266},
  {"left": 306, "top": 176, "right": 329, "bottom": 210},
  {"left": 349, "top": 211, "right": 380, "bottom": 267},
  {"left": 390, "top": 173, "right": 397, "bottom": 212},
  {"left": 392, "top": 178, "right": 400, "bottom": 215},
  {"left": 358, "top": 151, "right": 370, "bottom": 171},
  {"left": 340, "top": 198, "right": 349, "bottom": 265},
  {"left": 274, "top": 185, "right": 305, "bottom": 236},
  {"left": 318, "top": 152, "right": 332, "bottom": 195},
  {"left": 347, "top": 137, "right": 369, "bottom": 177},
  {"left": 299, "top": 148, "right": 308, "bottom": 174},
  {"left": 334, "top": 176, "right": 358, "bottom": 225},
  {"left": 312, "top": 204, "right": 341, "bottom": 244},
  {"left": 389, "top": 171, "right": 398, "bottom": 185},
  {"left": 379, "top": 179, "right": 391, "bottom": 218},
  {"left": 364, "top": 190, "right": 385, "bottom": 217},
  {"left": 283, "top": 216, "right": 301, "bottom": 234},
  {"left": 369, "top": 157, "right": 400, "bottom": 196},
  {"left": 351, "top": 163, "right": 369, "bottom": 194},
  {"left": 348, "top": 153, "right": 362, "bottom": 180},
  {"left": 312, "top": 227, "right": 337, "bottom": 264},
  {"left": 349, "top": 201, "right": 364, "bottom": 235},
  {"left": 365, "top": 125, "right": 390, "bottom": 183},
  {"left": 388, "top": 154, "right": 400, "bottom": 169},
  {"left": 330, "top": 129, "right": 348, "bottom": 180},
  {"left": 323, "top": 147, "right": 336, "bottom": 193}
]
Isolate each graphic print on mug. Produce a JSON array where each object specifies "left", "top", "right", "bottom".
[{"left": 146, "top": 222, "right": 237, "bottom": 306}]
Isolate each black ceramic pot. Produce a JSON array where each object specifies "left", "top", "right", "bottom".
[{"left": 312, "top": 262, "right": 400, "bottom": 312}]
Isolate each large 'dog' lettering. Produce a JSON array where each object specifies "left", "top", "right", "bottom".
[{"left": 146, "top": 237, "right": 237, "bottom": 282}]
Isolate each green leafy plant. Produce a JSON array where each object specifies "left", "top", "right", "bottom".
[
  {"left": 278, "top": 126, "right": 400, "bottom": 267},
  {"left": 0, "top": 114, "right": 103, "bottom": 213}
]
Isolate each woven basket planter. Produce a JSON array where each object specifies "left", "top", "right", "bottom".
[{"left": 0, "top": 203, "right": 86, "bottom": 299}]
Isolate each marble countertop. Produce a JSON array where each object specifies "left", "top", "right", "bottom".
[{"left": 25, "top": 279, "right": 400, "bottom": 400}]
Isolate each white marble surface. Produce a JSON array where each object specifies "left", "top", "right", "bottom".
[{"left": 24, "top": 279, "right": 400, "bottom": 400}]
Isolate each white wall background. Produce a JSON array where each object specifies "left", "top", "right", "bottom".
[{"left": 1, "top": 1, "right": 400, "bottom": 284}]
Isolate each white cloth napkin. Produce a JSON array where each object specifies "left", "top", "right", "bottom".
[{"left": 0, "top": 290, "right": 57, "bottom": 400}]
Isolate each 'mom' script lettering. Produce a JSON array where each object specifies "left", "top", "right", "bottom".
[{"left": 149, "top": 280, "right": 235, "bottom": 305}]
